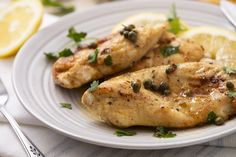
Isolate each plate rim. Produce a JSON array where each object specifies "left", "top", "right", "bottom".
[{"left": 12, "top": 0, "right": 236, "bottom": 149}]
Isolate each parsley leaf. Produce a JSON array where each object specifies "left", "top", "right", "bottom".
[
  {"left": 167, "top": 4, "right": 186, "bottom": 34},
  {"left": 58, "top": 48, "right": 73, "bottom": 57},
  {"left": 88, "top": 49, "right": 99, "bottom": 63},
  {"left": 154, "top": 127, "right": 176, "bottom": 138},
  {"left": 42, "top": 0, "right": 75, "bottom": 15},
  {"left": 88, "top": 80, "right": 99, "bottom": 92},
  {"left": 104, "top": 55, "right": 113, "bottom": 66},
  {"left": 223, "top": 67, "right": 236, "bottom": 75},
  {"left": 45, "top": 48, "right": 73, "bottom": 61},
  {"left": 227, "top": 91, "right": 236, "bottom": 98},
  {"left": 44, "top": 52, "right": 58, "bottom": 60},
  {"left": 67, "top": 27, "right": 87, "bottom": 43},
  {"left": 206, "top": 111, "right": 217, "bottom": 124},
  {"left": 161, "top": 46, "right": 179, "bottom": 57},
  {"left": 60, "top": 103, "right": 72, "bottom": 110},
  {"left": 114, "top": 129, "right": 137, "bottom": 137}
]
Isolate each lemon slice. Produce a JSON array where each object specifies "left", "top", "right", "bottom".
[
  {"left": 112, "top": 12, "right": 189, "bottom": 33},
  {"left": 0, "top": 0, "right": 44, "bottom": 58},
  {"left": 180, "top": 26, "right": 236, "bottom": 60}
]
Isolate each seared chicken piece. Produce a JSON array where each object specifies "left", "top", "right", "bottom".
[
  {"left": 130, "top": 32, "right": 204, "bottom": 71},
  {"left": 53, "top": 25, "right": 165, "bottom": 88},
  {"left": 82, "top": 62, "right": 236, "bottom": 128}
]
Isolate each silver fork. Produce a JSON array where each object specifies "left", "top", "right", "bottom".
[{"left": 0, "top": 78, "right": 45, "bottom": 157}]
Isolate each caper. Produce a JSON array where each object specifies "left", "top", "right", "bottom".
[
  {"left": 88, "top": 42, "right": 97, "bottom": 49},
  {"left": 128, "top": 31, "right": 137, "bottom": 43},
  {"left": 131, "top": 81, "right": 141, "bottom": 93},
  {"left": 127, "top": 24, "right": 135, "bottom": 30},
  {"left": 143, "top": 79, "right": 153, "bottom": 89},
  {"left": 119, "top": 30, "right": 124, "bottom": 35},
  {"left": 159, "top": 82, "right": 170, "bottom": 94},
  {"left": 226, "top": 81, "right": 234, "bottom": 90},
  {"left": 215, "top": 117, "right": 224, "bottom": 125},
  {"left": 166, "top": 64, "right": 177, "bottom": 74},
  {"left": 123, "top": 31, "right": 129, "bottom": 38}
]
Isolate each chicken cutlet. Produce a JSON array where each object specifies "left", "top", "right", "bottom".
[
  {"left": 130, "top": 32, "right": 204, "bottom": 71},
  {"left": 53, "top": 25, "right": 165, "bottom": 88},
  {"left": 82, "top": 62, "right": 236, "bottom": 128}
]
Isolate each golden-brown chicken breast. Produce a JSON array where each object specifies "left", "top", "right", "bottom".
[
  {"left": 130, "top": 32, "right": 204, "bottom": 71},
  {"left": 53, "top": 25, "right": 165, "bottom": 88},
  {"left": 82, "top": 62, "right": 236, "bottom": 128}
]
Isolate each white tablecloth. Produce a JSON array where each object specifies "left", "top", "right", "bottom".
[{"left": 1, "top": 0, "right": 236, "bottom": 157}]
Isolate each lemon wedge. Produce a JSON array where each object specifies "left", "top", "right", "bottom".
[
  {"left": 112, "top": 12, "right": 189, "bottom": 34},
  {"left": 0, "top": 0, "right": 44, "bottom": 58},
  {"left": 180, "top": 26, "right": 236, "bottom": 60}
]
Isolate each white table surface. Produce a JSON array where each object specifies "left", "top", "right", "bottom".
[{"left": 1, "top": 0, "right": 236, "bottom": 157}]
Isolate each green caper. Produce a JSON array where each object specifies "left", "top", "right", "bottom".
[
  {"left": 143, "top": 79, "right": 152, "bottom": 89},
  {"left": 215, "top": 117, "right": 224, "bottom": 125},
  {"left": 131, "top": 81, "right": 141, "bottom": 93},
  {"left": 127, "top": 24, "right": 135, "bottom": 30},
  {"left": 226, "top": 81, "right": 234, "bottom": 90},
  {"left": 128, "top": 31, "right": 137, "bottom": 43},
  {"left": 159, "top": 82, "right": 170, "bottom": 94},
  {"left": 119, "top": 30, "right": 124, "bottom": 35},
  {"left": 123, "top": 31, "right": 129, "bottom": 38},
  {"left": 166, "top": 64, "right": 177, "bottom": 74}
]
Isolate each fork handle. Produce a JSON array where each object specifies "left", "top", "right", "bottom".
[{"left": 0, "top": 107, "right": 45, "bottom": 157}]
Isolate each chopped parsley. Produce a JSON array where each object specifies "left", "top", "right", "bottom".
[
  {"left": 44, "top": 52, "right": 58, "bottom": 60},
  {"left": 45, "top": 48, "right": 73, "bottom": 60},
  {"left": 67, "top": 27, "right": 87, "bottom": 43},
  {"left": 153, "top": 127, "right": 176, "bottom": 138},
  {"left": 88, "top": 80, "right": 99, "bottom": 92},
  {"left": 114, "top": 129, "right": 137, "bottom": 137},
  {"left": 167, "top": 4, "right": 186, "bottom": 34},
  {"left": 42, "top": 0, "right": 75, "bottom": 15},
  {"left": 227, "top": 91, "right": 236, "bottom": 98},
  {"left": 88, "top": 49, "right": 99, "bottom": 63},
  {"left": 161, "top": 46, "right": 179, "bottom": 57},
  {"left": 223, "top": 66, "right": 236, "bottom": 75},
  {"left": 206, "top": 111, "right": 217, "bottom": 124},
  {"left": 60, "top": 103, "right": 72, "bottom": 110},
  {"left": 58, "top": 48, "right": 73, "bottom": 57},
  {"left": 104, "top": 55, "right": 113, "bottom": 66}
]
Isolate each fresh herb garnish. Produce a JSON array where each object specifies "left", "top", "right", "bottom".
[
  {"left": 67, "top": 27, "right": 87, "bottom": 43},
  {"left": 167, "top": 4, "right": 186, "bottom": 34},
  {"left": 104, "top": 55, "right": 113, "bottom": 66},
  {"left": 223, "top": 67, "right": 236, "bottom": 75},
  {"left": 206, "top": 111, "right": 217, "bottom": 124},
  {"left": 44, "top": 52, "right": 58, "bottom": 60},
  {"left": 88, "top": 49, "right": 99, "bottom": 63},
  {"left": 60, "top": 103, "right": 72, "bottom": 110},
  {"left": 161, "top": 46, "right": 179, "bottom": 57},
  {"left": 42, "top": 0, "right": 75, "bottom": 15},
  {"left": 227, "top": 91, "right": 236, "bottom": 98},
  {"left": 114, "top": 129, "right": 137, "bottom": 137},
  {"left": 88, "top": 80, "right": 99, "bottom": 92},
  {"left": 45, "top": 48, "right": 73, "bottom": 60},
  {"left": 58, "top": 48, "right": 73, "bottom": 57},
  {"left": 153, "top": 127, "right": 176, "bottom": 138}
]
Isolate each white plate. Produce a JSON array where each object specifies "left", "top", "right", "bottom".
[{"left": 13, "top": 0, "right": 236, "bottom": 149}]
